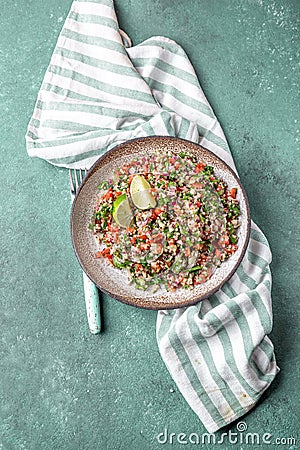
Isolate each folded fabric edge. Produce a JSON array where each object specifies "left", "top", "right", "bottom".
[
  {"left": 201, "top": 373, "right": 279, "bottom": 434},
  {"left": 135, "top": 35, "right": 183, "bottom": 48}
]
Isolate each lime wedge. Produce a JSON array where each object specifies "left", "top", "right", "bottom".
[
  {"left": 112, "top": 194, "right": 133, "bottom": 227},
  {"left": 130, "top": 175, "right": 156, "bottom": 210}
]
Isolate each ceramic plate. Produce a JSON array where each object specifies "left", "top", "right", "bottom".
[{"left": 71, "top": 136, "right": 250, "bottom": 310}]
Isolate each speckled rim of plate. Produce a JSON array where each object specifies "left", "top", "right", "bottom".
[{"left": 71, "top": 136, "right": 251, "bottom": 310}]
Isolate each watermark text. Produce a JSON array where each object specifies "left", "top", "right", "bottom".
[{"left": 157, "top": 422, "right": 297, "bottom": 446}]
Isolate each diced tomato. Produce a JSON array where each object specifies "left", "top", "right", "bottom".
[
  {"left": 137, "top": 234, "right": 147, "bottom": 241},
  {"left": 195, "top": 162, "right": 206, "bottom": 173},
  {"left": 152, "top": 208, "right": 163, "bottom": 220},
  {"left": 105, "top": 254, "right": 113, "bottom": 263},
  {"left": 102, "top": 188, "right": 113, "bottom": 200},
  {"left": 139, "top": 243, "right": 150, "bottom": 251},
  {"left": 230, "top": 188, "right": 237, "bottom": 198},
  {"left": 95, "top": 247, "right": 113, "bottom": 260}
]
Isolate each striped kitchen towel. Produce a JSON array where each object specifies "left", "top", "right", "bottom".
[{"left": 26, "top": 0, "right": 279, "bottom": 432}]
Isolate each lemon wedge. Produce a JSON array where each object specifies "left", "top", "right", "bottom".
[
  {"left": 112, "top": 194, "right": 133, "bottom": 228},
  {"left": 130, "top": 175, "right": 156, "bottom": 210},
  {"left": 131, "top": 190, "right": 156, "bottom": 210},
  {"left": 130, "top": 174, "right": 151, "bottom": 193}
]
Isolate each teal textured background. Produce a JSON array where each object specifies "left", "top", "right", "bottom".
[{"left": 0, "top": 0, "right": 299, "bottom": 449}]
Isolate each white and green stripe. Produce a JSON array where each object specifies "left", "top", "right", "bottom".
[{"left": 26, "top": 0, "right": 279, "bottom": 433}]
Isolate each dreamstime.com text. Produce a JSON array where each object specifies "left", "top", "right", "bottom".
[{"left": 156, "top": 422, "right": 297, "bottom": 446}]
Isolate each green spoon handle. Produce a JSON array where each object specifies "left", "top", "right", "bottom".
[{"left": 83, "top": 272, "right": 101, "bottom": 334}]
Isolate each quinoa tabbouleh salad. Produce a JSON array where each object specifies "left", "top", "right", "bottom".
[{"left": 89, "top": 149, "right": 241, "bottom": 292}]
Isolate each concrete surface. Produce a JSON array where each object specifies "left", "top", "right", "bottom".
[{"left": 0, "top": 0, "right": 299, "bottom": 449}]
